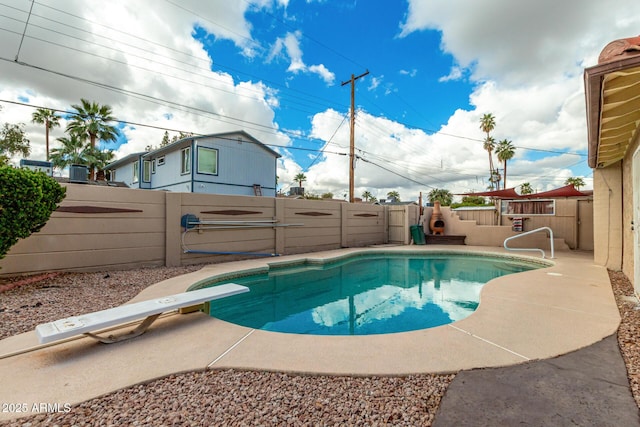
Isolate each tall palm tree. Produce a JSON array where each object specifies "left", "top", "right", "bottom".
[
  {"left": 83, "top": 146, "right": 115, "bottom": 177},
  {"left": 362, "top": 190, "right": 373, "bottom": 202},
  {"left": 31, "top": 108, "right": 60, "bottom": 161},
  {"left": 564, "top": 177, "right": 585, "bottom": 190},
  {"left": 294, "top": 172, "right": 306, "bottom": 187},
  {"left": 427, "top": 188, "right": 453, "bottom": 206},
  {"left": 519, "top": 182, "right": 534, "bottom": 195},
  {"left": 49, "top": 134, "right": 89, "bottom": 171},
  {"left": 495, "top": 139, "right": 515, "bottom": 189},
  {"left": 479, "top": 113, "right": 496, "bottom": 189},
  {"left": 66, "top": 99, "right": 119, "bottom": 179},
  {"left": 387, "top": 190, "right": 400, "bottom": 202}
]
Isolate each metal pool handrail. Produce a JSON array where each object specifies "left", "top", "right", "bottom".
[{"left": 503, "top": 226, "right": 555, "bottom": 259}]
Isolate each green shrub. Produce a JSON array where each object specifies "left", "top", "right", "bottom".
[{"left": 0, "top": 166, "right": 66, "bottom": 264}]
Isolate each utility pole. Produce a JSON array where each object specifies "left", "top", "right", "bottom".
[{"left": 341, "top": 70, "right": 369, "bottom": 203}]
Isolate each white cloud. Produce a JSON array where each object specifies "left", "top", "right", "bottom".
[
  {"left": 438, "top": 66, "right": 462, "bottom": 82},
  {"left": 0, "top": 0, "right": 292, "bottom": 168},
  {"left": 368, "top": 76, "right": 382, "bottom": 91},
  {"left": 268, "top": 31, "right": 335, "bottom": 84},
  {"left": 399, "top": 0, "right": 640, "bottom": 86},
  {"left": 399, "top": 69, "right": 417, "bottom": 78},
  {"left": 1, "top": 0, "right": 629, "bottom": 200}
]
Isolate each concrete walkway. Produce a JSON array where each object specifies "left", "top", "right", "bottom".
[
  {"left": 0, "top": 246, "right": 631, "bottom": 422},
  {"left": 434, "top": 334, "right": 640, "bottom": 426}
]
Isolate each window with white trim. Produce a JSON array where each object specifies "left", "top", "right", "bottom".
[
  {"left": 197, "top": 146, "right": 218, "bottom": 175},
  {"left": 151, "top": 159, "right": 156, "bottom": 174},
  {"left": 181, "top": 147, "right": 190, "bottom": 174},
  {"left": 502, "top": 199, "right": 555, "bottom": 216},
  {"left": 143, "top": 160, "right": 151, "bottom": 182},
  {"left": 133, "top": 160, "right": 139, "bottom": 183},
  {"left": 157, "top": 156, "right": 165, "bottom": 166}
]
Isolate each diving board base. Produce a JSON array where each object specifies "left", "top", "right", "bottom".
[
  {"left": 35, "top": 284, "right": 249, "bottom": 345},
  {"left": 82, "top": 313, "right": 162, "bottom": 344}
]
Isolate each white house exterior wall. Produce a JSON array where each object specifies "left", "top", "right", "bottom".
[
  {"left": 112, "top": 161, "right": 140, "bottom": 188},
  {"left": 105, "top": 132, "right": 278, "bottom": 196},
  {"left": 192, "top": 136, "right": 277, "bottom": 196},
  {"left": 147, "top": 142, "right": 192, "bottom": 192}
]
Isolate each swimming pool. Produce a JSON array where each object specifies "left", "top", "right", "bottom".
[{"left": 200, "top": 252, "right": 546, "bottom": 335}]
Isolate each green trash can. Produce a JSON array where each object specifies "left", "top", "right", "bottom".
[{"left": 410, "top": 224, "right": 426, "bottom": 245}]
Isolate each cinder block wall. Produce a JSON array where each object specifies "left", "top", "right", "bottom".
[{"left": 0, "top": 185, "right": 391, "bottom": 276}]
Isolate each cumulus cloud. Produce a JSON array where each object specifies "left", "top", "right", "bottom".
[
  {"left": 268, "top": 31, "right": 335, "bottom": 84},
  {"left": 1, "top": 0, "right": 631, "bottom": 199},
  {"left": 0, "top": 0, "right": 291, "bottom": 167}
]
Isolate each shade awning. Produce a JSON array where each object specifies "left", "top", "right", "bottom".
[
  {"left": 458, "top": 185, "right": 590, "bottom": 199},
  {"left": 457, "top": 188, "right": 521, "bottom": 199},
  {"left": 521, "top": 185, "right": 589, "bottom": 199}
]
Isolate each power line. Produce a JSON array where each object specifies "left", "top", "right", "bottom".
[
  {"left": 0, "top": 97, "right": 350, "bottom": 157},
  {"left": 13, "top": 0, "right": 33, "bottom": 61}
]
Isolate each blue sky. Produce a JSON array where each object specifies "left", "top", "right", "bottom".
[{"left": 0, "top": 0, "right": 638, "bottom": 201}]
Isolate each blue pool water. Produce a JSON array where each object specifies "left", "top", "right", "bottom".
[{"left": 203, "top": 253, "right": 543, "bottom": 335}]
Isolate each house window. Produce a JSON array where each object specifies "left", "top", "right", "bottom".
[
  {"left": 197, "top": 146, "right": 218, "bottom": 175},
  {"left": 181, "top": 147, "right": 190, "bottom": 175},
  {"left": 157, "top": 156, "right": 165, "bottom": 166},
  {"left": 133, "top": 160, "right": 139, "bottom": 183},
  {"left": 502, "top": 199, "right": 555, "bottom": 216},
  {"left": 143, "top": 160, "right": 151, "bottom": 183},
  {"left": 151, "top": 159, "right": 156, "bottom": 174}
]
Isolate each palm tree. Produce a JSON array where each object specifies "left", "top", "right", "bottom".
[
  {"left": 427, "top": 188, "right": 453, "bottom": 206},
  {"left": 565, "top": 177, "right": 585, "bottom": 190},
  {"left": 479, "top": 113, "right": 496, "bottom": 189},
  {"left": 66, "top": 99, "right": 119, "bottom": 179},
  {"left": 83, "top": 147, "right": 115, "bottom": 177},
  {"left": 519, "top": 182, "right": 534, "bottom": 195},
  {"left": 362, "top": 190, "right": 373, "bottom": 202},
  {"left": 31, "top": 108, "right": 61, "bottom": 161},
  {"left": 294, "top": 172, "right": 306, "bottom": 188},
  {"left": 387, "top": 190, "right": 400, "bottom": 202},
  {"left": 495, "top": 139, "right": 515, "bottom": 189},
  {"left": 49, "top": 134, "right": 89, "bottom": 171}
]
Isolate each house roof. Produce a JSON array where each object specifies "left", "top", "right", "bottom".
[
  {"left": 104, "top": 131, "right": 281, "bottom": 170},
  {"left": 458, "top": 187, "right": 521, "bottom": 199},
  {"left": 584, "top": 36, "right": 640, "bottom": 168},
  {"left": 54, "top": 177, "right": 129, "bottom": 187},
  {"left": 458, "top": 185, "right": 590, "bottom": 199},
  {"left": 144, "top": 130, "right": 281, "bottom": 159},
  {"left": 104, "top": 152, "right": 147, "bottom": 170}
]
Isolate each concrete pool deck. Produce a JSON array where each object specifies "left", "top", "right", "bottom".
[{"left": 0, "top": 246, "right": 621, "bottom": 421}]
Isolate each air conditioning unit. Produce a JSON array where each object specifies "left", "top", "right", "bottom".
[
  {"left": 289, "top": 187, "right": 304, "bottom": 196},
  {"left": 69, "top": 164, "right": 89, "bottom": 183}
]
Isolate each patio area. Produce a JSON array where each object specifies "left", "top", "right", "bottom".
[{"left": 0, "top": 245, "right": 622, "bottom": 423}]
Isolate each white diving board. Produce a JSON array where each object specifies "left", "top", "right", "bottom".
[{"left": 35, "top": 284, "right": 249, "bottom": 344}]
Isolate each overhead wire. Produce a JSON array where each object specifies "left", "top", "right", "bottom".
[{"left": 0, "top": 2, "right": 590, "bottom": 192}]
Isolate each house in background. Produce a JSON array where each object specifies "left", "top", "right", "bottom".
[
  {"left": 105, "top": 131, "right": 280, "bottom": 196},
  {"left": 584, "top": 35, "right": 640, "bottom": 294}
]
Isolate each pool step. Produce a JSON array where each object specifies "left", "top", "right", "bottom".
[{"left": 425, "top": 235, "right": 466, "bottom": 245}]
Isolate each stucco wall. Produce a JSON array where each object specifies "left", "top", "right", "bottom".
[
  {"left": 621, "top": 133, "right": 640, "bottom": 283},
  {"left": 0, "top": 185, "right": 391, "bottom": 276},
  {"left": 428, "top": 204, "right": 585, "bottom": 251},
  {"left": 593, "top": 163, "right": 624, "bottom": 270}
]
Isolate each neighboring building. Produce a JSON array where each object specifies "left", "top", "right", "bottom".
[
  {"left": 19, "top": 159, "right": 53, "bottom": 176},
  {"left": 105, "top": 131, "right": 281, "bottom": 196},
  {"left": 584, "top": 35, "right": 640, "bottom": 294}
]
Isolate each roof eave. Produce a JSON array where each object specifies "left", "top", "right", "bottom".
[{"left": 584, "top": 54, "right": 640, "bottom": 169}]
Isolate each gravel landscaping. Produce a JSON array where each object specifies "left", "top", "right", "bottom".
[{"left": 0, "top": 266, "right": 639, "bottom": 426}]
